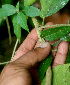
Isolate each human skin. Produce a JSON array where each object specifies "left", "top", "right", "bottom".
[{"left": 0, "top": 22, "right": 69, "bottom": 85}]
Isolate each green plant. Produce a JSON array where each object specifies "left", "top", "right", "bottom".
[{"left": 0, "top": 0, "right": 70, "bottom": 85}]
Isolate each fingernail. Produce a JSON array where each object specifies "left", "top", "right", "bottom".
[{"left": 40, "top": 42, "right": 49, "bottom": 48}]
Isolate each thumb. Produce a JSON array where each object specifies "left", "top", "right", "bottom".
[{"left": 12, "top": 42, "right": 51, "bottom": 69}]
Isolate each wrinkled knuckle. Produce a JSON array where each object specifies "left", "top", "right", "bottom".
[
  {"left": 1, "top": 63, "right": 13, "bottom": 74},
  {"left": 5, "top": 63, "right": 15, "bottom": 70}
]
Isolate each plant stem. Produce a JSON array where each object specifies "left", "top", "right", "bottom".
[
  {"left": 0, "top": 39, "right": 19, "bottom": 65},
  {"left": 42, "top": 17, "right": 45, "bottom": 26},
  {"left": 32, "top": 17, "right": 45, "bottom": 45},
  {"left": 6, "top": 17, "right": 12, "bottom": 44},
  {"left": 11, "top": 39, "right": 19, "bottom": 61},
  {"left": 39, "top": 24, "right": 70, "bottom": 29},
  {"left": 0, "top": 61, "right": 10, "bottom": 65}
]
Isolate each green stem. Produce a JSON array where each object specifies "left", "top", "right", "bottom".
[
  {"left": 39, "top": 24, "right": 70, "bottom": 30},
  {"left": 0, "top": 61, "right": 10, "bottom": 65},
  {"left": 6, "top": 17, "right": 12, "bottom": 44},
  {"left": 11, "top": 39, "right": 19, "bottom": 61},
  {"left": 42, "top": 17, "right": 45, "bottom": 26},
  {"left": 32, "top": 17, "right": 45, "bottom": 45}
]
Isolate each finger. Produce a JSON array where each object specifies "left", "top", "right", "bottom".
[
  {"left": 12, "top": 42, "right": 51, "bottom": 69},
  {"left": 52, "top": 41, "right": 69, "bottom": 68},
  {"left": 12, "top": 28, "right": 38, "bottom": 61}
]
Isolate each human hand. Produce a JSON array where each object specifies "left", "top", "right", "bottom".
[{"left": 0, "top": 22, "right": 69, "bottom": 85}]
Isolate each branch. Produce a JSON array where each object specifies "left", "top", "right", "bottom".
[
  {"left": 0, "top": 61, "right": 10, "bottom": 65},
  {"left": 11, "top": 39, "right": 19, "bottom": 61},
  {"left": 32, "top": 17, "right": 45, "bottom": 44},
  {"left": 39, "top": 24, "right": 70, "bottom": 29}
]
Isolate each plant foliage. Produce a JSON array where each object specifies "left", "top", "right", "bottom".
[
  {"left": 22, "top": 6, "right": 40, "bottom": 17},
  {"left": 17, "top": 12, "right": 29, "bottom": 32},
  {"left": 41, "top": 26, "right": 70, "bottom": 41},
  {"left": 0, "top": 4, "right": 16, "bottom": 17},
  {"left": 38, "top": 54, "right": 52, "bottom": 83},
  {"left": 52, "top": 64, "right": 70, "bottom": 85},
  {"left": 40, "top": 0, "right": 69, "bottom": 18},
  {"left": 12, "top": 15, "right": 21, "bottom": 42},
  {"left": 24, "top": 0, "right": 36, "bottom": 6}
]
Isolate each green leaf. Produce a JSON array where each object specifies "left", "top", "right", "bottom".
[
  {"left": 52, "top": 40, "right": 61, "bottom": 47},
  {"left": 41, "top": 26, "right": 70, "bottom": 41},
  {"left": 16, "top": 2, "right": 19, "bottom": 12},
  {"left": 41, "top": 66, "right": 52, "bottom": 85},
  {"left": 41, "top": 75, "right": 46, "bottom": 85},
  {"left": 17, "top": 12, "right": 29, "bottom": 32},
  {"left": 40, "top": 0, "right": 53, "bottom": 18},
  {"left": 0, "top": 4, "right": 16, "bottom": 17},
  {"left": 24, "top": 0, "right": 36, "bottom": 6},
  {"left": 52, "top": 64, "right": 70, "bottom": 85},
  {"left": 65, "top": 51, "right": 70, "bottom": 63},
  {"left": 52, "top": 33, "right": 70, "bottom": 47},
  {"left": 38, "top": 54, "right": 52, "bottom": 83},
  {"left": 60, "top": 33, "right": 70, "bottom": 42},
  {"left": 12, "top": 15, "right": 21, "bottom": 42},
  {"left": 22, "top": 6, "right": 40, "bottom": 17},
  {"left": 40, "top": 0, "right": 69, "bottom": 18}
]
